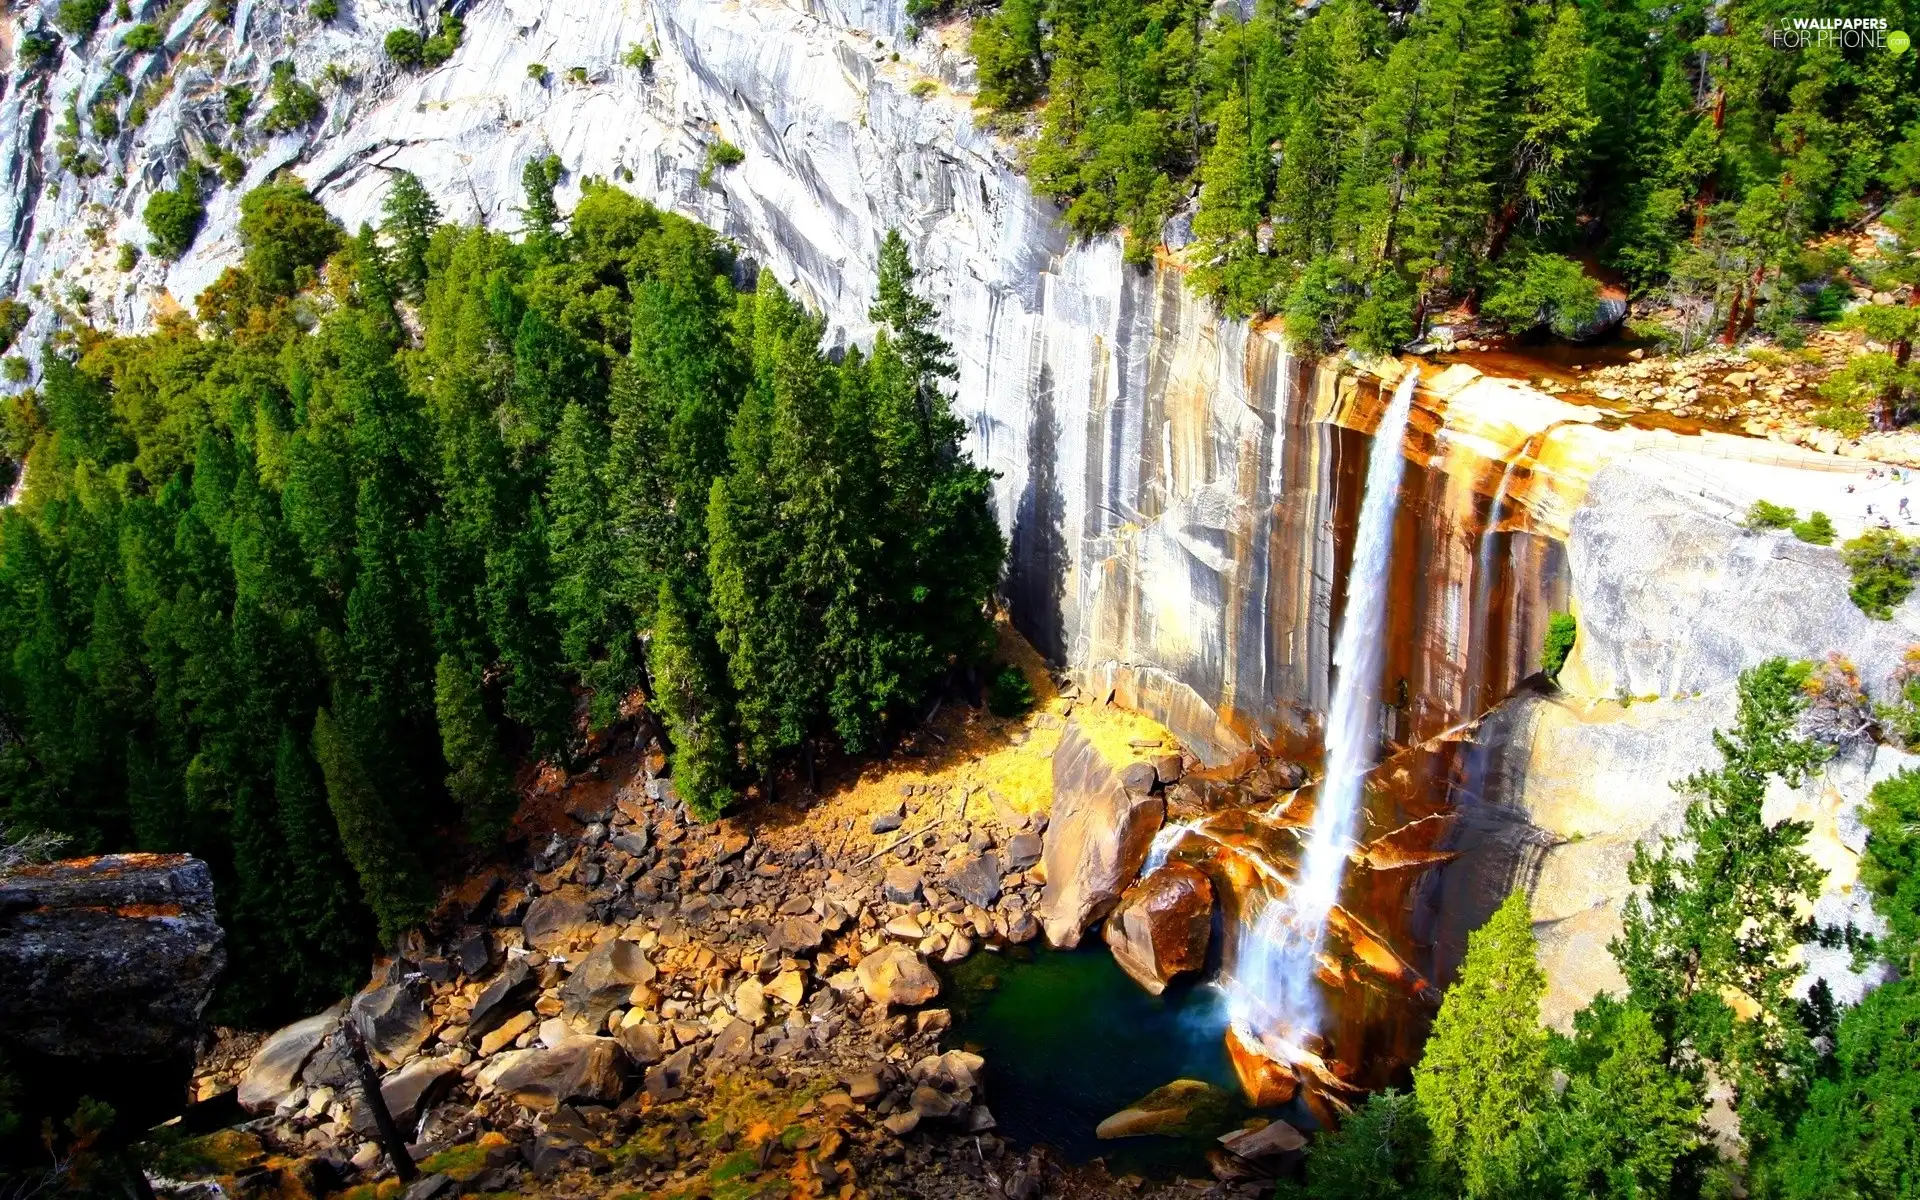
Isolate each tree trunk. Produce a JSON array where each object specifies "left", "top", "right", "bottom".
[{"left": 344, "top": 1022, "right": 418, "bottom": 1182}]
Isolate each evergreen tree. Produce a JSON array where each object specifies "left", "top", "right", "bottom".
[
  {"left": 1547, "top": 995, "right": 1706, "bottom": 1199},
  {"left": 434, "top": 652, "right": 514, "bottom": 843},
  {"left": 1612, "top": 658, "right": 1827, "bottom": 1143},
  {"left": 310, "top": 705, "right": 431, "bottom": 942},
  {"left": 381, "top": 169, "right": 440, "bottom": 297},
  {"left": 1412, "top": 890, "right": 1551, "bottom": 1200}
]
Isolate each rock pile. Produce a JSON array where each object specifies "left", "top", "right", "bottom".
[{"left": 221, "top": 741, "right": 1066, "bottom": 1199}]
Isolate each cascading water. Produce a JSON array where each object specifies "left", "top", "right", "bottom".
[{"left": 1224, "top": 366, "right": 1421, "bottom": 1051}]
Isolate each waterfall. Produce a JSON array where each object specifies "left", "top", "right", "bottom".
[{"left": 1226, "top": 366, "right": 1421, "bottom": 1045}]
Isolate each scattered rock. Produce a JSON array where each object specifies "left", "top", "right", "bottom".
[
  {"left": 768, "top": 915, "right": 824, "bottom": 954},
  {"left": 466, "top": 960, "right": 537, "bottom": 1040},
  {"left": 238, "top": 1004, "right": 344, "bottom": 1114},
  {"left": 1219, "top": 1118, "right": 1307, "bottom": 1159},
  {"left": 520, "top": 887, "right": 593, "bottom": 952},
  {"left": 1226, "top": 1025, "right": 1300, "bottom": 1106},
  {"left": 872, "top": 806, "right": 906, "bottom": 835},
  {"left": 558, "top": 939, "right": 654, "bottom": 1029},
  {"left": 948, "top": 852, "right": 1003, "bottom": 909},
  {"left": 351, "top": 982, "right": 432, "bottom": 1069},
  {"left": 855, "top": 944, "right": 940, "bottom": 1008},
  {"left": 1003, "top": 832, "right": 1043, "bottom": 871},
  {"left": 475, "top": 1036, "right": 627, "bottom": 1110}
]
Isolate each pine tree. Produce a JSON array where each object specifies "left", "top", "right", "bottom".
[
  {"left": 381, "top": 170, "right": 440, "bottom": 297},
  {"left": 310, "top": 705, "right": 431, "bottom": 942},
  {"left": 546, "top": 400, "right": 632, "bottom": 727},
  {"left": 1189, "top": 87, "right": 1271, "bottom": 316},
  {"left": 1547, "top": 995, "right": 1705, "bottom": 1199},
  {"left": 649, "top": 578, "right": 735, "bottom": 820},
  {"left": 434, "top": 652, "right": 515, "bottom": 843},
  {"left": 1413, "top": 890, "right": 1551, "bottom": 1200},
  {"left": 1612, "top": 658, "right": 1827, "bottom": 1139}
]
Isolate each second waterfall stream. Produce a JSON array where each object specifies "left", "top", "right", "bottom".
[{"left": 1223, "top": 366, "right": 1421, "bottom": 1066}]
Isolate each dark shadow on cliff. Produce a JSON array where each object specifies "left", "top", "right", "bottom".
[{"left": 1006, "top": 363, "right": 1069, "bottom": 663}]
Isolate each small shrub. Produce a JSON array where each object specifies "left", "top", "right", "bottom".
[
  {"left": 1542, "top": 611, "right": 1577, "bottom": 679},
  {"left": 114, "top": 0, "right": 130, "bottom": 17},
  {"left": 2, "top": 358, "right": 28, "bottom": 385},
  {"left": 0, "top": 301, "right": 29, "bottom": 354},
  {"left": 527, "top": 62, "right": 549, "bottom": 83},
  {"left": 420, "top": 14, "right": 463, "bottom": 66},
  {"left": 1484, "top": 252, "right": 1603, "bottom": 338},
  {"left": 116, "top": 242, "right": 141, "bottom": 271},
  {"left": 123, "top": 21, "right": 161, "bottom": 50},
  {"left": 20, "top": 32, "right": 62, "bottom": 70},
  {"left": 1842, "top": 528, "right": 1920, "bottom": 619},
  {"left": 55, "top": 0, "right": 110, "bottom": 39},
  {"left": 384, "top": 28, "right": 424, "bottom": 67},
  {"left": 1745, "top": 499, "right": 1797, "bottom": 530},
  {"left": 622, "top": 43, "right": 651, "bottom": 70},
  {"left": 698, "top": 138, "right": 744, "bottom": 186},
  {"left": 1876, "top": 648, "right": 1920, "bottom": 749},
  {"left": 910, "top": 78, "right": 936, "bottom": 98},
  {"left": 311, "top": 0, "right": 337, "bottom": 19},
  {"left": 144, "top": 174, "right": 204, "bottom": 260},
  {"left": 260, "top": 62, "right": 321, "bottom": 133},
  {"left": 565, "top": 66, "right": 587, "bottom": 84},
  {"left": 986, "top": 665, "right": 1035, "bottom": 718},
  {"left": 224, "top": 85, "right": 253, "bottom": 125},
  {"left": 1792, "top": 511, "right": 1835, "bottom": 546},
  {"left": 1801, "top": 653, "right": 1875, "bottom": 747},
  {"left": 237, "top": 178, "right": 340, "bottom": 294},
  {"left": 216, "top": 147, "right": 245, "bottom": 186},
  {"left": 90, "top": 102, "right": 120, "bottom": 140}
]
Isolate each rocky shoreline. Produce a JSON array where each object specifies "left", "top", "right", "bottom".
[{"left": 177, "top": 664, "right": 1295, "bottom": 1200}]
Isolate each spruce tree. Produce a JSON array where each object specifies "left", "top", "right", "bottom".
[
  {"left": 311, "top": 705, "right": 431, "bottom": 942},
  {"left": 1412, "top": 889, "right": 1551, "bottom": 1200},
  {"left": 381, "top": 169, "right": 440, "bottom": 297},
  {"left": 434, "top": 652, "right": 514, "bottom": 843}
]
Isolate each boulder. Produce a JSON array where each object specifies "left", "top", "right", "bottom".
[
  {"left": 558, "top": 939, "right": 654, "bottom": 1029},
  {"left": 948, "top": 853, "right": 1003, "bottom": 909},
  {"left": 1004, "top": 832, "right": 1044, "bottom": 871},
  {"left": 882, "top": 866, "right": 922, "bottom": 904},
  {"left": 352, "top": 1057, "right": 457, "bottom": 1136},
  {"left": 475, "top": 1036, "right": 627, "bottom": 1110},
  {"left": 1226, "top": 1025, "right": 1299, "bottom": 1106},
  {"left": 1218, "top": 1119, "right": 1307, "bottom": 1159},
  {"left": 1094, "top": 1079, "right": 1233, "bottom": 1139},
  {"left": 238, "top": 1003, "right": 346, "bottom": 1113},
  {"left": 855, "top": 944, "right": 940, "bottom": 1008},
  {"left": 1103, "top": 863, "right": 1214, "bottom": 995},
  {"left": 465, "top": 959, "right": 537, "bottom": 1039},
  {"left": 768, "top": 915, "right": 824, "bottom": 954},
  {"left": 352, "top": 982, "right": 432, "bottom": 1069},
  {"left": 0, "top": 853, "right": 225, "bottom": 1127},
  {"left": 520, "top": 887, "right": 593, "bottom": 951},
  {"left": 1037, "top": 719, "right": 1166, "bottom": 947}
]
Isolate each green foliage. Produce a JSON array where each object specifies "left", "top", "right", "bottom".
[
  {"left": 1861, "top": 768, "right": 1920, "bottom": 969},
  {"left": 384, "top": 28, "right": 423, "bottom": 66},
  {"left": 1413, "top": 891, "right": 1551, "bottom": 1199},
  {"left": 122, "top": 21, "right": 161, "bottom": 50},
  {"left": 421, "top": 14, "right": 463, "bottom": 67},
  {"left": 959, "top": 0, "right": 1914, "bottom": 348},
  {"left": 1, "top": 358, "right": 27, "bottom": 385},
  {"left": 1792, "top": 511, "right": 1835, "bottom": 546},
  {"left": 1541, "top": 610, "right": 1575, "bottom": 680},
  {"left": 260, "top": 62, "right": 321, "bottom": 133},
  {"left": 238, "top": 179, "right": 340, "bottom": 294},
  {"left": 1545, "top": 995, "right": 1705, "bottom": 1199},
  {"left": 0, "top": 301, "right": 28, "bottom": 356},
  {"left": 1612, "top": 658, "right": 1826, "bottom": 1148},
  {"left": 621, "top": 43, "right": 651, "bottom": 71},
  {"left": 1286, "top": 1089, "right": 1431, "bottom": 1200},
  {"left": 1760, "top": 978, "right": 1920, "bottom": 1200},
  {"left": 986, "top": 665, "right": 1033, "bottom": 718},
  {"left": 0, "top": 182, "right": 1000, "bottom": 1018},
  {"left": 116, "top": 242, "right": 140, "bottom": 272},
  {"left": 311, "top": 0, "right": 337, "bottom": 20},
  {"left": 699, "top": 140, "right": 745, "bottom": 187},
  {"left": 1483, "top": 253, "right": 1602, "bottom": 338},
  {"left": 224, "top": 84, "right": 253, "bottom": 126},
  {"left": 1746, "top": 499, "right": 1797, "bottom": 530},
  {"left": 1841, "top": 528, "right": 1920, "bottom": 619},
  {"left": 527, "top": 62, "right": 549, "bottom": 83},
  {"left": 19, "top": 31, "right": 61, "bottom": 70},
  {"left": 143, "top": 174, "right": 205, "bottom": 260},
  {"left": 54, "top": 0, "right": 109, "bottom": 39}
]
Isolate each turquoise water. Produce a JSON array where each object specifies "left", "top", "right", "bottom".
[{"left": 941, "top": 946, "right": 1276, "bottom": 1175}]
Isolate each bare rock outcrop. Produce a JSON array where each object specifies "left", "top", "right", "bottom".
[
  {"left": 0, "top": 853, "right": 224, "bottom": 1122},
  {"left": 1036, "top": 719, "right": 1166, "bottom": 948}
]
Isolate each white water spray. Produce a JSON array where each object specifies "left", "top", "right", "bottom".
[{"left": 1226, "top": 366, "right": 1421, "bottom": 1041}]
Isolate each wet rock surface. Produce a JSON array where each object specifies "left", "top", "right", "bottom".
[{"left": 1104, "top": 862, "right": 1215, "bottom": 995}]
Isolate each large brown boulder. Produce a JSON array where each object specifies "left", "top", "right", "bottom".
[
  {"left": 558, "top": 939, "right": 655, "bottom": 1030},
  {"left": 1037, "top": 719, "right": 1166, "bottom": 947},
  {"left": 0, "top": 853, "right": 224, "bottom": 1125},
  {"left": 475, "top": 1036, "right": 627, "bottom": 1110},
  {"left": 855, "top": 944, "right": 940, "bottom": 1008},
  {"left": 1103, "top": 863, "right": 1214, "bottom": 995}
]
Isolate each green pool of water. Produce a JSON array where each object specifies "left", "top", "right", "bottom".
[{"left": 941, "top": 945, "right": 1267, "bottom": 1174}]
